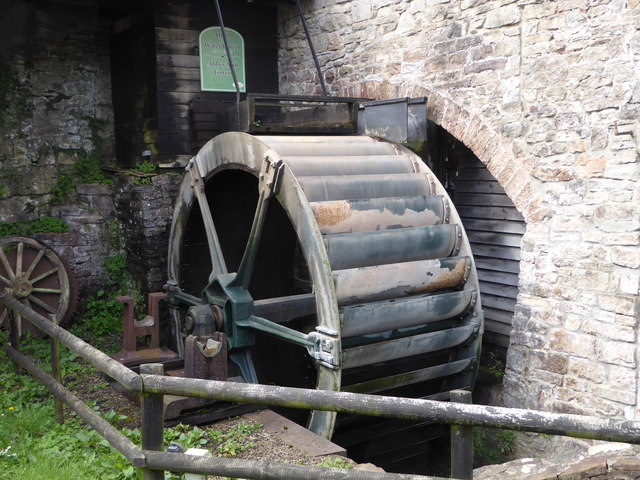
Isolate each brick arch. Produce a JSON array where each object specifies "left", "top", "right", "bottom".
[{"left": 355, "top": 81, "right": 549, "bottom": 224}]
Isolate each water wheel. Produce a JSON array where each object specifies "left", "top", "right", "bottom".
[
  {"left": 0, "top": 236, "right": 77, "bottom": 336},
  {"left": 167, "top": 132, "right": 483, "bottom": 446}
]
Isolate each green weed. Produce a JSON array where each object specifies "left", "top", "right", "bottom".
[
  {"left": 321, "top": 457, "right": 353, "bottom": 469},
  {"left": 0, "top": 216, "right": 68, "bottom": 236},
  {"left": 473, "top": 427, "right": 516, "bottom": 467},
  {"left": 208, "top": 420, "right": 262, "bottom": 457}
]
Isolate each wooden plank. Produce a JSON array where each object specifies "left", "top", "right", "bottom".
[
  {"left": 454, "top": 193, "right": 516, "bottom": 207},
  {"left": 476, "top": 269, "right": 519, "bottom": 287},
  {"left": 194, "top": 132, "right": 218, "bottom": 142},
  {"left": 158, "top": 103, "right": 190, "bottom": 118},
  {"left": 158, "top": 129, "right": 191, "bottom": 143},
  {"left": 157, "top": 91, "right": 200, "bottom": 105},
  {"left": 157, "top": 117, "right": 190, "bottom": 130},
  {"left": 467, "top": 231, "right": 523, "bottom": 248},
  {"left": 470, "top": 243, "right": 521, "bottom": 261},
  {"left": 474, "top": 257, "right": 520, "bottom": 274},
  {"left": 156, "top": 53, "right": 199, "bottom": 68},
  {"left": 482, "top": 306, "right": 515, "bottom": 325},
  {"left": 457, "top": 205, "right": 525, "bottom": 221},
  {"left": 157, "top": 141, "right": 193, "bottom": 155},
  {"left": 484, "top": 318, "right": 513, "bottom": 336},
  {"left": 244, "top": 410, "right": 346, "bottom": 457},
  {"left": 458, "top": 156, "right": 485, "bottom": 169},
  {"left": 157, "top": 77, "right": 201, "bottom": 93},
  {"left": 482, "top": 330, "right": 511, "bottom": 348},
  {"left": 156, "top": 26, "right": 199, "bottom": 43},
  {"left": 455, "top": 168, "right": 497, "bottom": 181},
  {"left": 157, "top": 65, "right": 201, "bottom": 81},
  {"left": 455, "top": 181, "right": 507, "bottom": 195},
  {"left": 479, "top": 280, "right": 519, "bottom": 299},
  {"left": 192, "top": 112, "right": 221, "bottom": 122},
  {"left": 459, "top": 218, "right": 526, "bottom": 234},
  {"left": 193, "top": 121, "right": 221, "bottom": 131},
  {"left": 480, "top": 293, "right": 517, "bottom": 312}
]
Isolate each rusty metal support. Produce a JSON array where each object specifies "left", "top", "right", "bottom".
[
  {"left": 141, "top": 363, "right": 165, "bottom": 480},
  {"left": 111, "top": 293, "right": 177, "bottom": 367},
  {"left": 50, "top": 314, "right": 64, "bottom": 424},
  {"left": 450, "top": 390, "right": 473, "bottom": 480}
]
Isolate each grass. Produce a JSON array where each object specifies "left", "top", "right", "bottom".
[{"left": 0, "top": 329, "right": 265, "bottom": 479}]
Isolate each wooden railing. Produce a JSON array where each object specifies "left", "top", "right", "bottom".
[{"left": 3, "top": 291, "right": 640, "bottom": 480}]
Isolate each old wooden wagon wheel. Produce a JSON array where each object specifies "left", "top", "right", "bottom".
[
  {"left": 167, "top": 132, "right": 483, "bottom": 440},
  {"left": 0, "top": 236, "right": 77, "bottom": 336}
]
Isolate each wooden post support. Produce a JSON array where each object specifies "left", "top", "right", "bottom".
[
  {"left": 141, "top": 363, "right": 165, "bottom": 480},
  {"left": 9, "top": 307, "right": 21, "bottom": 375},
  {"left": 50, "top": 314, "right": 64, "bottom": 424},
  {"left": 450, "top": 389, "right": 473, "bottom": 480}
]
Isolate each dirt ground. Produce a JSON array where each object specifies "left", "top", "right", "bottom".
[{"left": 67, "top": 361, "right": 368, "bottom": 478}]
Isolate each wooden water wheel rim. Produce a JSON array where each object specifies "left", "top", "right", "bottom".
[{"left": 167, "top": 132, "right": 483, "bottom": 439}]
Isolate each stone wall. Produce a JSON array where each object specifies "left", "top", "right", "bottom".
[
  {"left": 114, "top": 174, "right": 183, "bottom": 295},
  {"left": 475, "top": 444, "right": 640, "bottom": 480},
  {"left": 278, "top": 0, "right": 640, "bottom": 425},
  {"left": 0, "top": 1, "right": 115, "bottom": 223},
  {"left": 31, "top": 174, "right": 181, "bottom": 308}
]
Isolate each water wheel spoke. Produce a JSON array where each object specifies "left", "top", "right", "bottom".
[
  {"left": 32, "top": 287, "right": 63, "bottom": 294},
  {"left": 28, "top": 294, "right": 57, "bottom": 314},
  {"left": 0, "top": 247, "right": 15, "bottom": 279},
  {"left": 24, "top": 249, "right": 45, "bottom": 279},
  {"left": 30, "top": 266, "right": 59, "bottom": 284},
  {"left": 253, "top": 293, "right": 316, "bottom": 324},
  {"left": 232, "top": 157, "right": 283, "bottom": 290},
  {"left": 189, "top": 157, "right": 228, "bottom": 275}
]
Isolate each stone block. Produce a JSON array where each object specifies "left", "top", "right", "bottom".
[
  {"left": 598, "top": 293, "right": 638, "bottom": 316},
  {"left": 567, "top": 358, "right": 607, "bottom": 383},
  {"left": 557, "top": 455, "right": 607, "bottom": 480},
  {"left": 484, "top": 4, "right": 521, "bottom": 28},
  {"left": 583, "top": 318, "right": 635, "bottom": 343},
  {"left": 549, "top": 329, "right": 595, "bottom": 358},
  {"left": 594, "top": 338, "right": 636, "bottom": 367},
  {"left": 613, "top": 269, "right": 640, "bottom": 295}
]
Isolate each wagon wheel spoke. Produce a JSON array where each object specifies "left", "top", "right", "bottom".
[
  {"left": 15, "top": 242, "right": 24, "bottom": 277},
  {"left": 24, "top": 249, "right": 45, "bottom": 279},
  {"left": 28, "top": 294, "right": 57, "bottom": 314},
  {"left": 0, "top": 247, "right": 15, "bottom": 279},
  {"left": 0, "top": 273, "right": 10, "bottom": 286},
  {"left": 30, "top": 266, "right": 59, "bottom": 285},
  {"left": 0, "top": 308, "right": 7, "bottom": 328},
  {"left": 32, "top": 288, "right": 64, "bottom": 294}
]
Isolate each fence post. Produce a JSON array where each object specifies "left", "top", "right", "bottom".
[
  {"left": 49, "top": 314, "right": 64, "bottom": 424},
  {"left": 8, "top": 307, "right": 21, "bottom": 375},
  {"left": 450, "top": 389, "right": 473, "bottom": 480},
  {"left": 140, "top": 363, "right": 165, "bottom": 480}
]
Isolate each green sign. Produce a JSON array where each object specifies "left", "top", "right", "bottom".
[{"left": 199, "top": 27, "right": 246, "bottom": 92}]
